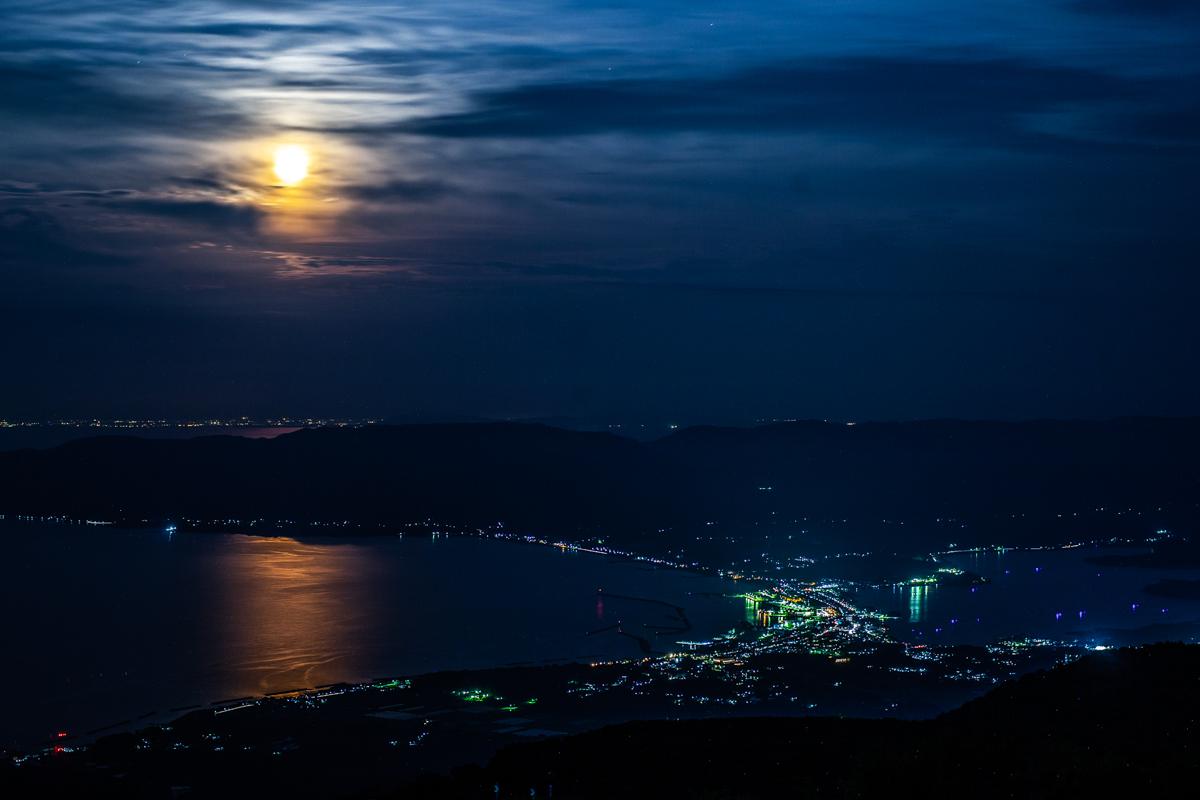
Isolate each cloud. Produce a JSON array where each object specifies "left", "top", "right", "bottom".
[
  {"left": 0, "top": 180, "right": 137, "bottom": 200},
  {"left": 339, "top": 43, "right": 624, "bottom": 76},
  {"left": 0, "top": 207, "right": 128, "bottom": 274},
  {"left": 1121, "top": 104, "right": 1200, "bottom": 146},
  {"left": 346, "top": 178, "right": 457, "bottom": 203},
  {"left": 132, "top": 21, "right": 360, "bottom": 38},
  {"left": 1, "top": 207, "right": 62, "bottom": 236},
  {"left": 390, "top": 55, "right": 1153, "bottom": 150},
  {"left": 0, "top": 62, "right": 249, "bottom": 136},
  {"left": 1069, "top": 0, "right": 1199, "bottom": 16},
  {"left": 259, "top": 250, "right": 425, "bottom": 280},
  {"left": 0, "top": 64, "right": 159, "bottom": 121},
  {"left": 114, "top": 198, "right": 265, "bottom": 230}
]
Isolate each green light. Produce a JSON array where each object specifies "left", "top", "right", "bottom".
[{"left": 909, "top": 584, "right": 927, "bottom": 623}]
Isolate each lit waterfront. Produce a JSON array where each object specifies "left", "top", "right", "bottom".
[
  {"left": 6, "top": 513, "right": 1198, "bottom": 761},
  {"left": 9, "top": 556, "right": 1086, "bottom": 774},
  {"left": 862, "top": 546, "right": 1200, "bottom": 646}
]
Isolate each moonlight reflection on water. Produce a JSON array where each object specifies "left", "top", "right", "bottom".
[{"left": 0, "top": 523, "right": 742, "bottom": 747}]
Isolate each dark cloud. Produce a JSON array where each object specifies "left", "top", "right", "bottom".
[
  {"left": 347, "top": 178, "right": 457, "bottom": 203},
  {"left": 114, "top": 198, "right": 264, "bottom": 230},
  {"left": 1122, "top": 104, "right": 1200, "bottom": 146},
  {"left": 0, "top": 64, "right": 160, "bottom": 121},
  {"left": 394, "top": 56, "right": 1160, "bottom": 150},
  {"left": 134, "top": 21, "right": 359, "bottom": 38},
  {"left": 270, "top": 76, "right": 360, "bottom": 89},
  {"left": 259, "top": 250, "right": 427, "bottom": 281},
  {"left": 0, "top": 63, "right": 249, "bottom": 135},
  {"left": 0, "top": 182, "right": 138, "bottom": 200},
  {"left": 0, "top": 182, "right": 43, "bottom": 197},
  {"left": 340, "top": 43, "right": 626, "bottom": 76},
  {"left": 0, "top": 207, "right": 128, "bottom": 274},
  {"left": 168, "top": 176, "right": 238, "bottom": 193},
  {"left": 0, "top": 37, "right": 143, "bottom": 55},
  {"left": 1070, "top": 0, "right": 1199, "bottom": 16},
  {"left": 1, "top": 1, "right": 1198, "bottom": 420},
  {"left": 1, "top": 207, "right": 62, "bottom": 236}
]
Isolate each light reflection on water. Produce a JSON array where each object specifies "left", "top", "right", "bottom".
[
  {"left": 210, "top": 537, "right": 374, "bottom": 693},
  {"left": 868, "top": 547, "right": 1200, "bottom": 646},
  {"left": 1, "top": 524, "right": 743, "bottom": 748},
  {"left": 908, "top": 584, "right": 927, "bottom": 624}
]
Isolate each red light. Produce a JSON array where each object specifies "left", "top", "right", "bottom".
[{"left": 56, "top": 731, "right": 69, "bottom": 738}]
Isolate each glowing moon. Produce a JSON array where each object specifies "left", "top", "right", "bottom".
[{"left": 273, "top": 145, "right": 309, "bottom": 186}]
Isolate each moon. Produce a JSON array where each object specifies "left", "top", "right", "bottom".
[{"left": 273, "top": 145, "right": 309, "bottom": 186}]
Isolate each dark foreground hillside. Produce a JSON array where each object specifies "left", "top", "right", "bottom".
[
  {"left": 1, "top": 418, "right": 1198, "bottom": 555},
  {"left": 409, "top": 643, "right": 1200, "bottom": 799},
  {"left": 3, "top": 644, "right": 1195, "bottom": 798}
]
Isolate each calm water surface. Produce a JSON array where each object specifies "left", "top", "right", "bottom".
[
  {"left": 0, "top": 522, "right": 742, "bottom": 748},
  {"left": 860, "top": 547, "right": 1200, "bottom": 646}
]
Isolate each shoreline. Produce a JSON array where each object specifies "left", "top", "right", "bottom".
[
  {"left": 2, "top": 518, "right": 1191, "bottom": 757},
  {"left": 0, "top": 519, "right": 760, "bottom": 755}
]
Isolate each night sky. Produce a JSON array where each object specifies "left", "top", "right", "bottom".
[{"left": 2, "top": 1, "right": 1198, "bottom": 422}]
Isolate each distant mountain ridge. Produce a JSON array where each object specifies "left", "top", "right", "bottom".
[{"left": 1, "top": 418, "right": 1197, "bottom": 553}]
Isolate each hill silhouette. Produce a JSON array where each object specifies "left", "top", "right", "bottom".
[
  {"left": 1, "top": 418, "right": 1197, "bottom": 553},
  {"left": 409, "top": 643, "right": 1200, "bottom": 798}
]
